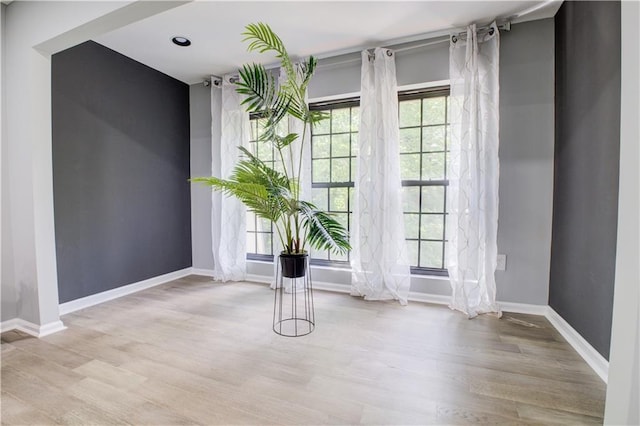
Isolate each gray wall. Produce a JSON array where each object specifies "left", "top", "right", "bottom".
[
  {"left": 550, "top": 1, "right": 620, "bottom": 359},
  {"left": 1, "top": 2, "right": 17, "bottom": 322},
  {"left": 191, "top": 19, "right": 555, "bottom": 306},
  {"left": 190, "top": 84, "right": 214, "bottom": 270},
  {"left": 52, "top": 41, "right": 192, "bottom": 304},
  {"left": 496, "top": 19, "right": 555, "bottom": 304}
]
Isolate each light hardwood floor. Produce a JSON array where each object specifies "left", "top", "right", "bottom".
[{"left": 1, "top": 276, "right": 606, "bottom": 425}]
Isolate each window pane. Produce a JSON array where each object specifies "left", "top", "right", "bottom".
[
  {"left": 332, "top": 134, "right": 350, "bottom": 157},
  {"left": 406, "top": 240, "right": 419, "bottom": 267},
  {"left": 351, "top": 107, "right": 360, "bottom": 132},
  {"left": 423, "top": 125, "right": 446, "bottom": 152},
  {"left": 329, "top": 187, "right": 349, "bottom": 212},
  {"left": 250, "top": 120, "right": 258, "bottom": 141},
  {"left": 311, "top": 247, "right": 329, "bottom": 260},
  {"left": 332, "top": 108, "right": 351, "bottom": 133},
  {"left": 246, "top": 212, "right": 256, "bottom": 231},
  {"left": 257, "top": 118, "right": 268, "bottom": 138},
  {"left": 312, "top": 135, "right": 330, "bottom": 158},
  {"left": 400, "top": 153, "right": 421, "bottom": 180},
  {"left": 399, "top": 99, "right": 421, "bottom": 127},
  {"left": 421, "top": 152, "right": 445, "bottom": 180},
  {"left": 421, "top": 186, "right": 445, "bottom": 213},
  {"left": 312, "top": 188, "right": 328, "bottom": 210},
  {"left": 274, "top": 160, "right": 285, "bottom": 174},
  {"left": 331, "top": 250, "right": 348, "bottom": 262},
  {"left": 402, "top": 186, "right": 420, "bottom": 213},
  {"left": 257, "top": 217, "right": 271, "bottom": 233},
  {"left": 334, "top": 212, "right": 349, "bottom": 230},
  {"left": 351, "top": 157, "right": 357, "bottom": 181},
  {"left": 257, "top": 141, "right": 272, "bottom": 161},
  {"left": 331, "top": 158, "right": 350, "bottom": 182},
  {"left": 404, "top": 213, "right": 419, "bottom": 239},
  {"left": 246, "top": 233, "right": 256, "bottom": 254},
  {"left": 313, "top": 159, "right": 330, "bottom": 183},
  {"left": 351, "top": 133, "right": 359, "bottom": 155},
  {"left": 423, "top": 97, "right": 446, "bottom": 125},
  {"left": 399, "top": 128, "right": 421, "bottom": 153},
  {"left": 421, "top": 214, "right": 444, "bottom": 240},
  {"left": 420, "top": 241, "right": 443, "bottom": 268},
  {"left": 313, "top": 116, "right": 330, "bottom": 134},
  {"left": 256, "top": 233, "right": 272, "bottom": 255},
  {"left": 276, "top": 119, "right": 288, "bottom": 136}
]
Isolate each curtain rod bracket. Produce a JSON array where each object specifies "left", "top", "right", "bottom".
[
  {"left": 207, "top": 75, "right": 238, "bottom": 87},
  {"left": 451, "top": 21, "right": 510, "bottom": 44}
]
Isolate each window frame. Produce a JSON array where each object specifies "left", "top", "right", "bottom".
[
  {"left": 309, "top": 98, "right": 359, "bottom": 265},
  {"left": 398, "top": 87, "right": 450, "bottom": 276},
  {"left": 245, "top": 87, "right": 451, "bottom": 276},
  {"left": 246, "top": 111, "right": 276, "bottom": 262}
]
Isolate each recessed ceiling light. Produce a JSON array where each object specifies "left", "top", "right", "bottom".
[{"left": 172, "top": 36, "right": 191, "bottom": 47}]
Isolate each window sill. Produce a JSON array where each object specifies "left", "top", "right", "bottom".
[{"left": 245, "top": 259, "right": 449, "bottom": 282}]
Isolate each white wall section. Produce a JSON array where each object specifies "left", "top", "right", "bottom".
[{"left": 604, "top": 1, "right": 640, "bottom": 423}]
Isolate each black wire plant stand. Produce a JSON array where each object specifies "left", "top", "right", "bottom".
[{"left": 273, "top": 254, "right": 315, "bottom": 337}]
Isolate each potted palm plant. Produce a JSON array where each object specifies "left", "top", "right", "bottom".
[{"left": 192, "top": 23, "right": 350, "bottom": 278}]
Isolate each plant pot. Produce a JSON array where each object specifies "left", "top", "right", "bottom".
[{"left": 280, "top": 253, "right": 308, "bottom": 278}]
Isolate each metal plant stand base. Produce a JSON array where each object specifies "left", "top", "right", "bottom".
[{"left": 273, "top": 254, "right": 315, "bottom": 337}]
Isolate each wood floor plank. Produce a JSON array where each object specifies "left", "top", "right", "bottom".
[
  {"left": 0, "top": 391, "right": 59, "bottom": 425},
  {"left": 1, "top": 277, "right": 606, "bottom": 425}
]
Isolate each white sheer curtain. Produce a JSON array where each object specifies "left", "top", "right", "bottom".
[
  {"left": 271, "top": 66, "right": 312, "bottom": 290},
  {"left": 447, "top": 23, "right": 502, "bottom": 318},
  {"left": 211, "top": 75, "right": 250, "bottom": 282},
  {"left": 350, "top": 48, "right": 411, "bottom": 305}
]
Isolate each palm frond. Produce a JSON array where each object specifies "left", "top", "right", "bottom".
[
  {"left": 299, "top": 201, "right": 351, "bottom": 254},
  {"left": 242, "top": 23, "right": 286, "bottom": 57},
  {"left": 272, "top": 133, "right": 299, "bottom": 150},
  {"left": 235, "top": 146, "right": 291, "bottom": 192},
  {"left": 236, "top": 63, "right": 277, "bottom": 113},
  {"left": 297, "top": 56, "right": 317, "bottom": 96},
  {"left": 242, "top": 23, "right": 295, "bottom": 81}
]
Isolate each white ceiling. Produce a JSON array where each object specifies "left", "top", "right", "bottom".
[{"left": 94, "top": 1, "right": 561, "bottom": 85}]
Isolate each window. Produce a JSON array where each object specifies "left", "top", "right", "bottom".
[
  {"left": 245, "top": 114, "right": 277, "bottom": 260},
  {"left": 309, "top": 99, "right": 359, "bottom": 265},
  {"left": 245, "top": 87, "right": 450, "bottom": 274},
  {"left": 309, "top": 87, "right": 450, "bottom": 274},
  {"left": 398, "top": 88, "right": 450, "bottom": 275}
]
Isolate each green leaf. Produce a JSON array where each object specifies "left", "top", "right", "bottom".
[
  {"left": 272, "top": 133, "right": 299, "bottom": 150},
  {"left": 299, "top": 201, "right": 350, "bottom": 254}
]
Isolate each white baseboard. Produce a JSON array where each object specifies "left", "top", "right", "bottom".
[
  {"left": 0, "top": 318, "right": 66, "bottom": 337},
  {"left": 407, "top": 291, "right": 450, "bottom": 305},
  {"left": 247, "top": 274, "right": 353, "bottom": 296},
  {"left": 191, "top": 268, "right": 215, "bottom": 277},
  {"left": 312, "top": 280, "right": 351, "bottom": 294},
  {"left": 59, "top": 267, "right": 193, "bottom": 316},
  {"left": 500, "top": 301, "right": 549, "bottom": 316},
  {"left": 545, "top": 307, "right": 609, "bottom": 383},
  {"left": 246, "top": 273, "right": 268, "bottom": 284},
  {"left": 1, "top": 318, "right": 21, "bottom": 334}
]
